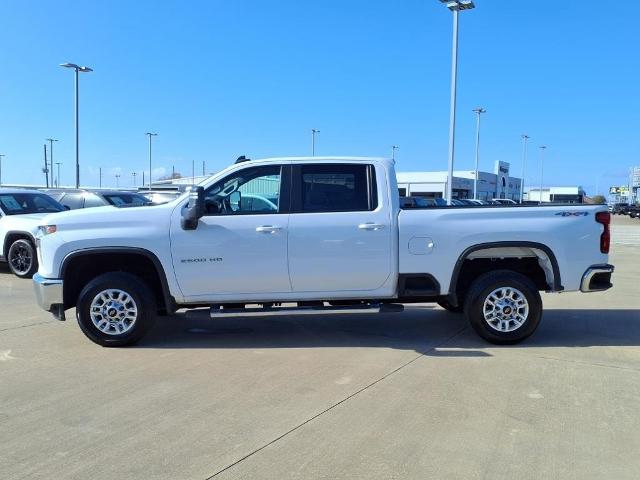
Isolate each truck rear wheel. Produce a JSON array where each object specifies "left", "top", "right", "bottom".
[
  {"left": 76, "top": 272, "right": 156, "bottom": 347},
  {"left": 463, "top": 270, "right": 542, "bottom": 344}
]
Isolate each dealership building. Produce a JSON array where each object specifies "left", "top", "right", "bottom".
[{"left": 397, "top": 161, "right": 522, "bottom": 201}]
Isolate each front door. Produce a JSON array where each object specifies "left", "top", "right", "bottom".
[{"left": 170, "top": 164, "right": 291, "bottom": 299}]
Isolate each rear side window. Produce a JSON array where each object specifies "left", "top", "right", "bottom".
[{"left": 295, "top": 164, "right": 377, "bottom": 213}]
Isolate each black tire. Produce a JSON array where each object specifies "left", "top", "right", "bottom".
[
  {"left": 76, "top": 272, "right": 156, "bottom": 347},
  {"left": 437, "top": 299, "right": 463, "bottom": 313},
  {"left": 463, "top": 270, "right": 542, "bottom": 345},
  {"left": 8, "top": 238, "right": 38, "bottom": 278}
]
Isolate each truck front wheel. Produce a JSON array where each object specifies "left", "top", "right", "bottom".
[
  {"left": 464, "top": 270, "right": 542, "bottom": 344},
  {"left": 76, "top": 272, "right": 156, "bottom": 347},
  {"left": 8, "top": 238, "right": 38, "bottom": 278}
]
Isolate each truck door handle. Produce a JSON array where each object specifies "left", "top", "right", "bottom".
[
  {"left": 358, "top": 223, "right": 385, "bottom": 231},
  {"left": 256, "top": 225, "right": 283, "bottom": 234}
]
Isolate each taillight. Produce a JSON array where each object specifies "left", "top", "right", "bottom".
[{"left": 595, "top": 211, "right": 610, "bottom": 254}]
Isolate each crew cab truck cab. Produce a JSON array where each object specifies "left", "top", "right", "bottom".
[{"left": 32, "top": 157, "right": 614, "bottom": 346}]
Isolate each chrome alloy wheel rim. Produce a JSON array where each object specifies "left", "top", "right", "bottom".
[
  {"left": 10, "top": 244, "right": 32, "bottom": 274},
  {"left": 483, "top": 287, "right": 529, "bottom": 333},
  {"left": 90, "top": 289, "right": 138, "bottom": 335}
]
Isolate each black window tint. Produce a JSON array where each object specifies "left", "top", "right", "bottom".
[
  {"left": 61, "top": 193, "right": 84, "bottom": 209},
  {"left": 299, "top": 164, "right": 376, "bottom": 213}
]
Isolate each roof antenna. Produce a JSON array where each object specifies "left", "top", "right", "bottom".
[{"left": 235, "top": 155, "right": 250, "bottom": 164}]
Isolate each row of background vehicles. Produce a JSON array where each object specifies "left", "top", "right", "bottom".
[
  {"left": 610, "top": 202, "right": 640, "bottom": 218},
  {"left": 400, "top": 196, "right": 518, "bottom": 208},
  {"left": 0, "top": 187, "right": 184, "bottom": 277}
]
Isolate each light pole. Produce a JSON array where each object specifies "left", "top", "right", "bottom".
[
  {"left": 539, "top": 145, "right": 547, "bottom": 204},
  {"left": 145, "top": 132, "right": 158, "bottom": 189},
  {"left": 0, "top": 154, "right": 5, "bottom": 186},
  {"left": 132, "top": 171, "right": 137, "bottom": 186},
  {"left": 60, "top": 63, "right": 92, "bottom": 188},
  {"left": 55, "top": 162, "right": 62, "bottom": 187},
  {"left": 46, "top": 138, "right": 58, "bottom": 186},
  {"left": 391, "top": 145, "right": 399, "bottom": 161},
  {"left": 440, "top": 0, "right": 475, "bottom": 205},
  {"left": 311, "top": 129, "right": 320, "bottom": 156},
  {"left": 520, "top": 134, "right": 530, "bottom": 203},
  {"left": 115, "top": 173, "right": 121, "bottom": 188},
  {"left": 472, "top": 107, "right": 486, "bottom": 199}
]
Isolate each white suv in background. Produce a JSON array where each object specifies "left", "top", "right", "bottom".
[{"left": 0, "top": 189, "right": 67, "bottom": 277}]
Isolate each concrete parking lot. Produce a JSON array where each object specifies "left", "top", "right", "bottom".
[{"left": 2, "top": 217, "right": 639, "bottom": 480}]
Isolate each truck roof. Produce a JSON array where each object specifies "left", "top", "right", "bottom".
[{"left": 250, "top": 156, "right": 394, "bottom": 166}]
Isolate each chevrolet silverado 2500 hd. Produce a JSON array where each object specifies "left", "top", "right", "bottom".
[{"left": 32, "top": 157, "right": 614, "bottom": 346}]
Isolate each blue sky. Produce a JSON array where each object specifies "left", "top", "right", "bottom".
[{"left": 1, "top": 0, "right": 637, "bottom": 193}]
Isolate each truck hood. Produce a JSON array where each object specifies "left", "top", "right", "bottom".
[
  {"left": 2, "top": 213, "right": 50, "bottom": 233},
  {"left": 40, "top": 203, "right": 176, "bottom": 231}
]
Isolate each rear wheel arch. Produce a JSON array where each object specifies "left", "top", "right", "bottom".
[
  {"left": 447, "top": 241, "right": 562, "bottom": 307},
  {"left": 60, "top": 248, "right": 175, "bottom": 315}
]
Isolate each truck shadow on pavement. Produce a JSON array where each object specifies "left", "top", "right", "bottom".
[{"left": 139, "top": 307, "right": 640, "bottom": 354}]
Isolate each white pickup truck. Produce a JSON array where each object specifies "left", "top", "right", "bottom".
[
  {"left": 0, "top": 189, "right": 67, "bottom": 277},
  {"left": 32, "top": 157, "right": 614, "bottom": 347}
]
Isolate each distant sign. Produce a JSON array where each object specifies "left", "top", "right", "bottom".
[
  {"left": 494, "top": 161, "right": 510, "bottom": 176},
  {"left": 609, "top": 186, "right": 629, "bottom": 195},
  {"left": 633, "top": 166, "right": 640, "bottom": 188}
]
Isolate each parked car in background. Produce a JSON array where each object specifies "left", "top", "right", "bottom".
[
  {"left": 44, "top": 189, "right": 152, "bottom": 210},
  {"left": 139, "top": 190, "right": 184, "bottom": 205},
  {"left": 0, "top": 189, "right": 66, "bottom": 277},
  {"left": 399, "top": 196, "right": 447, "bottom": 208},
  {"left": 490, "top": 198, "right": 518, "bottom": 205},
  {"left": 628, "top": 205, "right": 640, "bottom": 219},
  {"left": 611, "top": 203, "right": 631, "bottom": 215}
]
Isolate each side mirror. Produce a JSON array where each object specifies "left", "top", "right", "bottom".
[
  {"left": 229, "top": 191, "right": 241, "bottom": 212},
  {"left": 181, "top": 186, "right": 205, "bottom": 230}
]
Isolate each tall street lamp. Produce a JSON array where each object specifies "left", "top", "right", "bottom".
[
  {"left": 146, "top": 132, "right": 158, "bottom": 189},
  {"left": 520, "top": 134, "right": 530, "bottom": 203},
  {"left": 539, "top": 145, "right": 547, "bottom": 204},
  {"left": 472, "top": 107, "right": 486, "bottom": 199},
  {"left": 391, "top": 145, "right": 399, "bottom": 161},
  {"left": 55, "top": 162, "right": 62, "bottom": 187},
  {"left": 440, "top": 0, "right": 476, "bottom": 205},
  {"left": 0, "top": 154, "right": 5, "bottom": 186},
  {"left": 60, "top": 63, "right": 92, "bottom": 188},
  {"left": 132, "top": 171, "right": 137, "bottom": 186},
  {"left": 311, "top": 129, "right": 320, "bottom": 156},
  {"left": 115, "top": 173, "right": 121, "bottom": 188},
  {"left": 46, "top": 138, "right": 58, "bottom": 186}
]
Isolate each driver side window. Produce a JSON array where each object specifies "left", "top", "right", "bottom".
[{"left": 204, "top": 165, "right": 281, "bottom": 215}]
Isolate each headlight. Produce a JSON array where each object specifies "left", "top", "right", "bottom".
[{"left": 37, "top": 225, "right": 57, "bottom": 237}]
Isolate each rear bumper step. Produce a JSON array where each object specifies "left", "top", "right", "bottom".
[
  {"left": 580, "top": 264, "right": 614, "bottom": 292},
  {"left": 210, "top": 303, "right": 404, "bottom": 318}
]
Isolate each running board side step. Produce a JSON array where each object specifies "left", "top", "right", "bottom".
[{"left": 210, "top": 303, "right": 404, "bottom": 318}]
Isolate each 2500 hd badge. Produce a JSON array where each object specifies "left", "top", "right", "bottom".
[{"left": 180, "top": 257, "right": 223, "bottom": 263}]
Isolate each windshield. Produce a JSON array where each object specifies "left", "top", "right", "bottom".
[
  {"left": 102, "top": 193, "right": 152, "bottom": 207},
  {"left": 0, "top": 193, "right": 66, "bottom": 216}
]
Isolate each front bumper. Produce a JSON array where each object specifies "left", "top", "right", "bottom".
[
  {"left": 33, "top": 273, "right": 64, "bottom": 319},
  {"left": 580, "top": 264, "right": 614, "bottom": 293}
]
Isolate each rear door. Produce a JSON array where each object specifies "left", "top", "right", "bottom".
[{"left": 287, "top": 163, "right": 392, "bottom": 292}]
